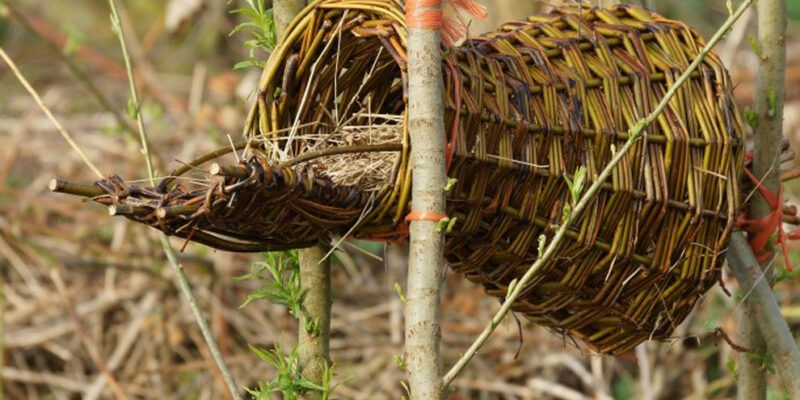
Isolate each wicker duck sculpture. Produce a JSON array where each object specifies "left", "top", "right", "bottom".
[{"left": 54, "top": 0, "right": 745, "bottom": 355}]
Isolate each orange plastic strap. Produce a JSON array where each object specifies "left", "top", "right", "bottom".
[
  {"left": 406, "top": 0, "right": 443, "bottom": 29},
  {"left": 737, "top": 152, "right": 800, "bottom": 271},
  {"left": 405, "top": 210, "right": 449, "bottom": 222}
]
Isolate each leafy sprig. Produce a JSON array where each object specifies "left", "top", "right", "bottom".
[
  {"left": 247, "top": 344, "right": 337, "bottom": 400},
  {"left": 236, "top": 250, "right": 303, "bottom": 317},
  {"left": 229, "top": 0, "right": 277, "bottom": 69}
]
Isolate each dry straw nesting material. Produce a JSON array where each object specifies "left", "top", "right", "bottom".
[{"left": 56, "top": 0, "right": 745, "bottom": 354}]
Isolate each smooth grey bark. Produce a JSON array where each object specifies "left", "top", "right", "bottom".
[
  {"left": 737, "top": 0, "right": 788, "bottom": 398},
  {"left": 728, "top": 232, "right": 800, "bottom": 399},
  {"left": 405, "top": 25, "right": 447, "bottom": 400},
  {"left": 274, "top": 0, "right": 306, "bottom": 37}
]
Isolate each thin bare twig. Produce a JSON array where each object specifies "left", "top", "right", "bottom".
[
  {"left": 106, "top": 0, "right": 241, "bottom": 398},
  {"left": 441, "top": 0, "right": 755, "bottom": 386},
  {"left": 0, "top": 45, "right": 103, "bottom": 179}
]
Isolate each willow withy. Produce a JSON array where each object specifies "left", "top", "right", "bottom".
[{"left": 54, "top": 0, "right": 745, "bottom": 355}]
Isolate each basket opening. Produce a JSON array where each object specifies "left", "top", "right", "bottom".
[{"left": 251, "top": 24, "right": 406, "bottom": 192}]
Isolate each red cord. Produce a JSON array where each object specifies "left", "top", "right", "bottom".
[{"left": 736, "top": 152, "right": 800, "bottom": 271}]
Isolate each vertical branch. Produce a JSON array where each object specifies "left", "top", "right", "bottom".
[
  {"left": 273, "top": 1, "right": 333, "bottom": 396},
  {"left": 405, "top": 1, "right": 447, "bottom": 399},
  {"left": 737, "top": 0, "right": 787, "bottom": 398},
  {"left": 727, "top": 232, "right": 800, "bottom": 397},
  {"left": 106, "top": 1, "right": 241, "bottom": 398},
  {"left": 297, "top": 246, "right": 331, "bottom": 398}
]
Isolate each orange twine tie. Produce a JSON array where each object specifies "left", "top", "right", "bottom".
[
  {"left": 406, "top": 0, "right": 444, "bottom": 29},
  {"left": 406, "top": 0, "right": 487, "bottom": 45}
]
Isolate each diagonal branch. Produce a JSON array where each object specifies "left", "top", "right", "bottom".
[{"left": 727, "top": 231, "right": 800, "bottom": 398}]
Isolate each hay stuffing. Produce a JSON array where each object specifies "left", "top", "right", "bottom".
[{"left": 254, "top": 114, "right": 403, "bottom": 192}]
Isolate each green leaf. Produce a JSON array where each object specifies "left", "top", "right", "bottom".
[
  {"left": 572, "top": 166, "right": 587, "bottom": 204},
  {"left": 248, "top": 342, "right": 335, "bottom": 399},
  {"left": 239, "top": 251, "right": 303, "bottom": 317},
  {"left": 436, "top": 217, "right": 450, "bottom": 233},
  {"left": 230, "top": 0, "right": 277, "bottom": 69},
  {"left": 507, "top": 278, "right": 518, "bottom": 294},
  {"left": 749, "top": 35, "right": 762, "bottom": 57},
  {"left": 109, "top": 13, "right": 121, "bottom": 35},
  {"left": 744, "top": 107, "right": 758, "bottom": 129},
  {"left": 304, "top": 316, "right": 321, "bottom": 336},
  {"left": 233, "top": 60, "right": 256, "bottom": 70},
  {"left": 768, "top": 87, "right": 777, "bottom": 117},
  {"left": 394, "top": 282, "right": 406, "bottom": 303},
  {"left": 726, "top": 356, "right": 738, "bottom": 379},
  {"left": 612, "top": 376, "right": 636, "bottom": 400},
  {"left": 126, "top": 98, "right": 139, "bottom": 119},
  {"left": 564, "top": 174, "right": 574, "bottom": 196},
  {"left": 62, "top": 25, "right": 86, "bottom": 55},
  {"left": 562, "top": 203, "right": 572, "bottom": 224},
  {"left": 444, "top": 178, "right": 458, "bottom": 193},
  {"left": 445, "top": 217, "right": 457, "bottom": 234},
  {"left": 394, "top": 355, "right": 407, "bottom": 371},
  {"left": 775, "top": 265, "right": 790, "bottom": 283},
  {"left": 537, "top": 234, "right": 546, "bottom": 257}
]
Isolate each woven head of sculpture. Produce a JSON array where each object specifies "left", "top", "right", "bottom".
[{"left": 54, "top": 0, "right": 745, "bottom": 355}]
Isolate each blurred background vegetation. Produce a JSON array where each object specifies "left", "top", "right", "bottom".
[{"left": 1, "top": 0, "right": 800, "bottom": 399}]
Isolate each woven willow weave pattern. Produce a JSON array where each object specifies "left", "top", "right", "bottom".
[{"left": 63, "top": 0, "right": 745, "bottom": 354}]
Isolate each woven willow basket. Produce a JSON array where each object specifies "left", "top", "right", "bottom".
[{"left": 57, "top": 0, "right": 745, "bottom": 354}]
